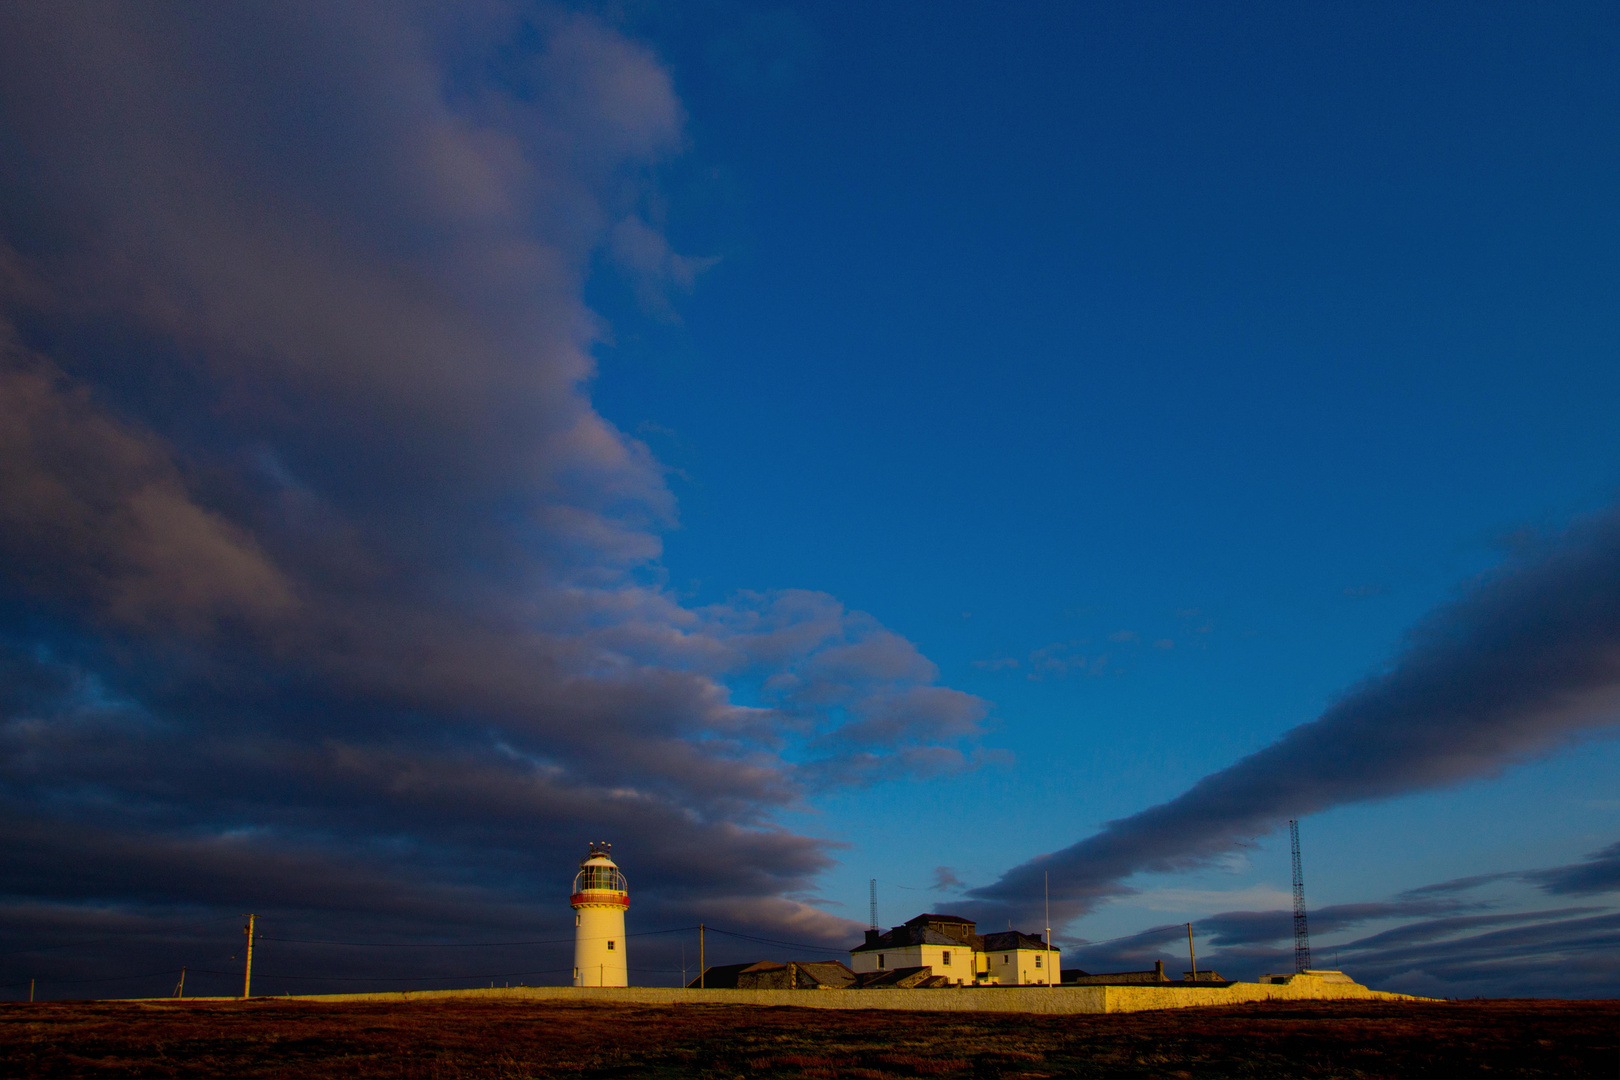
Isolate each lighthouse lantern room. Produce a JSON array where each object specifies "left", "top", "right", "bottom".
[{"left": 571, "top": 842, "right": 629, "bottom": 986}]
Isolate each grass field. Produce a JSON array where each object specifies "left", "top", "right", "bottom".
[{"left": 0, "top": 997, "right": 1615, "bottom": 1078}]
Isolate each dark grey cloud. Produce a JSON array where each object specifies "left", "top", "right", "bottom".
[
  {"left": 968, "top": 505, "right": 1620, "bottom": 926},
  {"left": 1396, "top": 871, "right": 1520, "bottom": 898},
  {"left": 0, "top": 2, "right": 987, "bottom": 993},
  {"left": 1063, "top": 899, "right": 1620, "bottom": 996},
  {"left": 1195, "top": 899, "right": 1478, "bottom": 948},
  {"left": 1172, "top": 850, "right": 1620, "bottom": 993},
  {"left": 1525, "top": 840, "right": 1620, "bottom": 896},
  {"left": 1332, "top": 909, "right": 1620, "bottom": 998}
]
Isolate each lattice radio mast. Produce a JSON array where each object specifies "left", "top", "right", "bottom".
[
  {"left": 1289, "top": 819, "right": 1311, "bottom": 973},
  {"left": 869, "top": 878, "right": 878, "bottom": 931}
]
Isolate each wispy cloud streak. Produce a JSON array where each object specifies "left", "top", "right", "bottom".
[{"left": 970, "top": 508, "right": 1620, "bottom": 923}]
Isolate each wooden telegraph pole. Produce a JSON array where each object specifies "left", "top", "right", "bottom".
[
  {"left": 242, "top": 915, "right": 256, "bottom": 999},
  {"left": 698, "top": 924, "right": 705, "bottom": 989},
  {"left": 1186, "top": 923, "right": 1198, "bottom": 982}
]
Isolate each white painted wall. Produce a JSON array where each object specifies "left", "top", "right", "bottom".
[
  {"left": 573, "top": 903, "right": 627, "bottom": 986},
  {"left": 848, "top": 942, "right": 973, "bottom": 985},
  {"left": 987, "top": 947, "right": 1059, "bottom": 986}
]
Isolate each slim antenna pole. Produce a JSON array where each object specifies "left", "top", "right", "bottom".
[
  {"left": 1187, "top": 923, "right": 1197, "bottom": 982},
  {"left": 869, "top": 878, "right": 878, "bottom": 931},
  {"left": 1044, "top": 872, "right": 1052, "bottom": 987},
  {"left": 242, "top": 914, "right": 255, "bottom": 999},
  {"left": 1290, "top": 819, "right": 1312, "bottom": 973}
]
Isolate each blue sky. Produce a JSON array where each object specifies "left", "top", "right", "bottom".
[
  {"left": 598, "top": 1, "right": 1620, "bottom": 987},
  {"left": 1, "top": 1, "right": 1619, "bottom": 999}
]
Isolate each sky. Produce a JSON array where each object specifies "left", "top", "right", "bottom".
[{"left": 2, "top": 1, "right": 1619, "bottom": 1000}]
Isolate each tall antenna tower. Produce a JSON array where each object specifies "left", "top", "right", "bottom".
[
  {"left": 1289, "top": 819, "right": 1311, "bottom": 973},
  {"left": 869, "top": 878, "right": 878, "bottom": 931}
]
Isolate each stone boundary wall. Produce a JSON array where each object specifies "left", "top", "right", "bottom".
[{"left": 193, "top": 975, "right": 1423, "bottom": 1015}]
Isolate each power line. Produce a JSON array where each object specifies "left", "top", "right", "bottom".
[
  {"left": 0, "top": 915, "right": 244, "bottom": 957},
  {"left": 208, "top": 967, "right": 577, "bottom": 983},
  {"left": 260, "top": 925, "right": 698, "bottom": 948},
  {"left": 702, "top": 927, "right": 848, "bottom": 953},
  {"left": 0, "top": 969, "right": 184, "bottom": 987}
]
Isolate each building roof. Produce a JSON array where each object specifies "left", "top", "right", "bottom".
[
  {"left": 981, "top": 930, "right": 1054, "bottom": 952},
  {"left": 687, "top": 962, "right": 763, "bottom": 989},
  {"left": 905, "top": 913, "right": 976, "bottom": 927},
  {"left": 850, "top": 924, "right": 984, "bottom": 952},
  {"left": 854, "top": 966, "right": 951, "bottom": 989}
]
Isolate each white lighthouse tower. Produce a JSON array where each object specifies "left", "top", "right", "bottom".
[{"left": 571, "top": 842, "right": 628, "bottom": 987}]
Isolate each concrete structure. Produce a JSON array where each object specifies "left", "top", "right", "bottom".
[
  {"left": 849, "top": 913, "right": 1057, "bottom": 986},
  {"left": 1062, "top": 960, "right": 1228, "bottom": 986},
  {"left": 271, "top": 970, "right": 1426, "bottom": 1013},
  {"left": 687, "top": 960, "right": 858, "bottom": 990},
  {"left": 1066, "top": 960, "right": 1175, "bottom": 985},
  {"left": 692, "top": 960, "right": 953, "bottom": 990},
  {"left": 571, "top": 842, "right": 627, "bottom": 987},
  {"left": 1258, "top": 968, "right": 1355, "bottom": 986}
]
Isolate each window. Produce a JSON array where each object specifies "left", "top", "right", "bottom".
[
  {"left": 607, "top": 940, "right": 615, "bottom": 951},
  {"left": 573, "top": 968, "right": 580, "bottom": 980},
  {"left": 1003, "top": 955, "right": 1009, "bottom": 963},
  {"left": 942, "top": 950, "right": 952, "bottom": 965},
  {"left": 1035, "top": 955, "right": 1042, "bottom": 968},
  {"left": 575, "top": 914, "right": 580, "bottom": 927},
  {"left": 877, "top": 954, "right": 885, "bottom": 969}
]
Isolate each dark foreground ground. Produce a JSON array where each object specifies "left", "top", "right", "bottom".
[{"left": 0, "top": 997, "right": 1616, "bottom": 1079}]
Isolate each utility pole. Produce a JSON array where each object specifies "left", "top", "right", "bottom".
[
  {"left": 698, "top": 924, "right": 705, "bottom": 990},
  {"left": 1186, "top": 923, "right": 1197, "bottom": 982},
  {"left": 242, "top": 914, "right": 256, "bottom": 999},
  {"left": 1290, "top": 820, "right": 1312, "bottom": 973}
]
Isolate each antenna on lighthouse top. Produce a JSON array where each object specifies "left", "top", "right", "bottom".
[{"left": 1290, "top": 819, "right": 1311, "bottom": 973}]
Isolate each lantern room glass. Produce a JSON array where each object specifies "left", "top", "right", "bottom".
[{"left": 574, "top": 864, "right": 627, "bottom": 893}]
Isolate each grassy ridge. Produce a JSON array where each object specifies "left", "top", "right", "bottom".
[{"left": 0, "top": 998, "right": 1615, "bottom": 1078}]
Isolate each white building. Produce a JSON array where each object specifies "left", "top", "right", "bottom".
[
  {"left": 980, "top": 930, "right": 1058, "bottom": 986},
  {"left": 571, "top": 842, "right": 628, "bottom": 987},
  {"left": 848, "top": 913, "right": 1058, "bottom": 986}
]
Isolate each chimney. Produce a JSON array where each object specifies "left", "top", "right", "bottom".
[
  {"left": 1154, "top": 960, "right": 1165, "bottom": 982},
  {"left": 864, "top": 929, "right": 880, "bottom": 947}
]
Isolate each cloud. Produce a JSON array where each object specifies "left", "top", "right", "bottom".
[
  {"left": 932, "top": 866, "right": 965, "bottom": 892},
  {"left": 609, "top": 215, "right": 720, "bottom": 320},
  {"left": 0, "top": 2, "right": 986, "bottom": 989},
  {"left": 1333, "top": 908, "right": 1620, "bottom": 997},
  {"left": 1126, "top": 884, "right": 1293, "bottom": 916},
  {"left": 1523, "top": 840, "right": 1620, "bottom": 896},
  {"left": 968, "top": 505, "right": 1620, "bottom": 926},
  {"left": 1195, "top": 898, "right": 1476, "bottom": 948}
]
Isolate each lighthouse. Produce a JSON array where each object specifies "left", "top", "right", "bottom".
[{"left": 571, "top": 842, "right": 628, "bottom": 987}]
